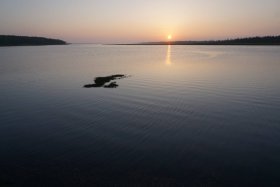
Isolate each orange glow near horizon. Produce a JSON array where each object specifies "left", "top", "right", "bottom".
[{"left": 1, "top": 1, "right": 279, "bottom": 43}]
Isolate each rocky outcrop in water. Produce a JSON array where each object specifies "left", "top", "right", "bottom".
[{"left": 84, "top": 74, "right": 128, "bottom": 88}]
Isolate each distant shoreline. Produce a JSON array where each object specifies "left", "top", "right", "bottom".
[
  {"left": 116, "top": 36, "right": 280, "bottom": 46},
  {"left": 0, "top": 35, "right": 67, "bottom": 46},
  {"left": 1, "top": 35, "right": 280, "bottom": 46}
]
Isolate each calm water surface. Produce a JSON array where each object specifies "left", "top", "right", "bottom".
[{"left": 0, "top": 45, "right": 280, "bottom": 186}]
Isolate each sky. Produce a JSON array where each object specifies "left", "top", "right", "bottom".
[{"left": 0, "top": 0, "right": 280, "bottom": 43}]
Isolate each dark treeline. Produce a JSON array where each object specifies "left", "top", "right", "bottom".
[
  {"left": 0, "top": 35, "right": 67, "bottom": 46},
  {"left": 127, "top": 36, "right": 280, "bottom": 45}
]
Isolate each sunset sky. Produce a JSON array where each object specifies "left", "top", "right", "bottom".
[{"left": 0, "top": 0, "right": 279, "bottom": 43}]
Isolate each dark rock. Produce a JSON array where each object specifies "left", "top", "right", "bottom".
[
  {"left": 83, "top": 84, "right": 102, "bottom": 88},
  {"left": 104, "top": 82, "right": 118, "bottom": 88},
  {"left": 94, "top": 74, "right": 126, "bottom": 85},
  {"left": 84, "top": 74, "right": 128, "bottom": 88}
]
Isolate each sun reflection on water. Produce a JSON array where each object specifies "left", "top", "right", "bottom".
[{"left": 166, "top": 45, "right": 172, "bottom": 66}]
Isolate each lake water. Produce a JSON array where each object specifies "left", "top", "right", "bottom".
[{"left": 0, "top": 45, "right": 280, "bottom": 186}]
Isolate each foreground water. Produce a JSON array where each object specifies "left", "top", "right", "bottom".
[{"left": 0, "top": 45, "right": 280, "bottom": 186}]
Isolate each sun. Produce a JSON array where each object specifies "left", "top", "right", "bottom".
[{"left": 167, "top": 34, "right": 172, "bottom": 40}]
